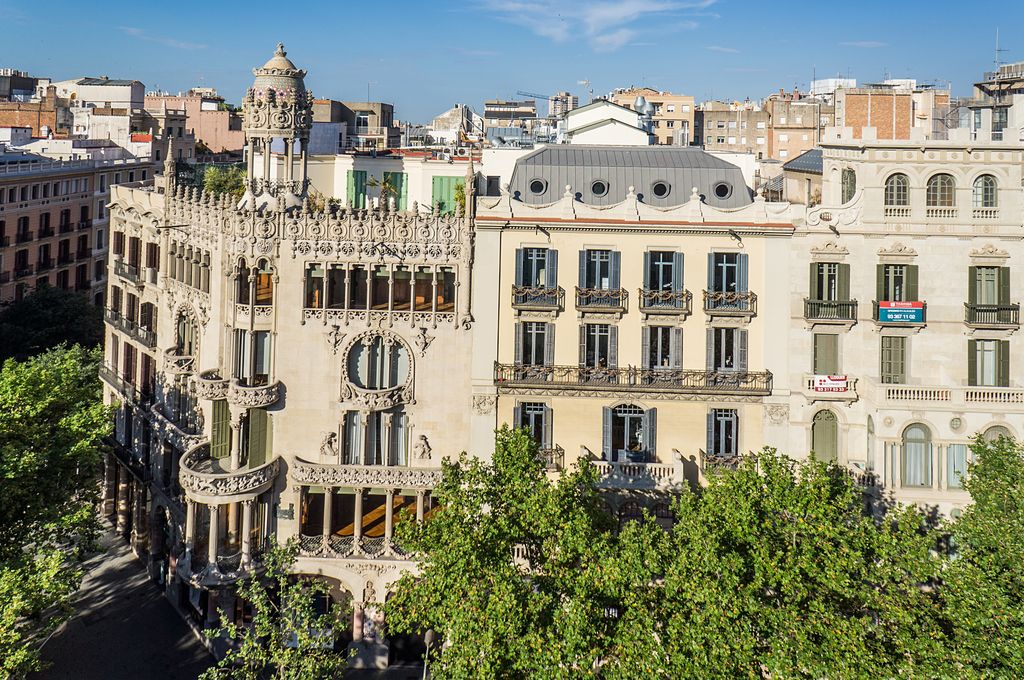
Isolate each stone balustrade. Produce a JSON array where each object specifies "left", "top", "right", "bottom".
[
  {"left": 162, "top": 348, "right": 196, "bottom": 375},
  {"left": 193, "top": 369, "right": 229, "bottom": 400},
  {"left": 228, "top": 378, "right": 281, "bottom": 408},
  {"left": 291, "top": 458, "right": 441, "bottom": 489},
  {"left": 179, "top": 441, "right": 280, "bottom": 503}
]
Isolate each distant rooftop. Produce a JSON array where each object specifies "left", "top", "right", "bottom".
[
  {"left": 783, "top": 148, "right": 823, "bottom": 175},
  {"left": 78, "top": 77, "right": 140, "bottom": 87}
]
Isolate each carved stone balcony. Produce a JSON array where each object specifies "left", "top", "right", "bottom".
[
  {"left": 178, "top": 441, "right": 280, "bottom": 504},
  {"left": 593, "top": 459, "right": 685, "bottom": 490},
  {"left": 291, "top": 458, "right": 441, "bottom": 490},
  {"left": 163, "top": 348, "right": 196, "bottom": 376},
  {"left": 194, "top": 369, "right": 229, "bottom": 400},
  {"left": 228, "top": 378, "right": 281, "bottom": 408}
]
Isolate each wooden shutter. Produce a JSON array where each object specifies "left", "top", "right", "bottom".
[
  {"left": 578, "top": 250, "right": 587, "bottom": 288},
  {"left": 670, "top": 328, "right": 683, "bottom": 369},
  {"left": 968, "top": 266, "right": 978, "bottom": 305},
  {"left": 610, "top": 251, "right": 621, "bottom": 289},
  {"left": 608, "top": 325, "right": 619, "bottom": 368},
  {"left": 578, "top": 325, "right": 587, "bottom": 367},
  {"left": 736, "top": 329, "right": 748, "bottom": 371},
  {"left": 211, "top": 399, "right": 230, "bottom": 460},
  {"left": 545, "top": 249, "right": 558, "bottom": 288},
  {"left": 346, "top": 170, "right": 356, "bottom": 208},
  {"left": 602, "top": 407, "right": 613, "bottom": 459},
  {"left": 967, "top": 339, "right": 977, "bottom": 387},
  {"left": 706, "top": 411, "right": 715, "bottom": 455},
  {"left": 707, "top": 252, "right": 715, "bottom": 290},
  {"left": 838, "top": 263, "right": 850, "bottom": 301},
  {"left": 737, "top": 253, "right": 749, "bottom": 292},
  {"left": 642, "top": 252, "right": 652, "bottom": 290},
  {"left": 906, "top": 265, "right": 919, "bottom": 302},
  {"left": 673, "top": 252, "right": 684, "bottom": 292},
  {"left": 814, "top": 334, "right": 838, "bottom": 374},
  {"left": 514, "top": 248, "right": 525, "bottom": 286},
  {"left": 399, "top": 172, "right": 408, "bottom": 210},
  {"left": 706, "top": 327, "right": 715, "bottom": 370},
  {"left": 999, "top": 340, "right": 1010, "bottom": 387},
  {"left": 544, "top": 323, "right": 555, "bottom": 366},
  {"left": 999, "top": 266, "right": 1011, "bottom": 306},
  {"left": 512, "top": 403, "right": 522, "bottom": 430},
  {"left": 809, "top": 263, "right": 820, "bottom": 300},
  {"left": 542, "top": 405, "right": 553, "bottom": 449},
  {"left": 643, "top": 409, "right": 657, "bottom": 460},
  {"left": 641, "top": 326, "right": 651, "bottom": 370},
  {"left": 876, "top": 264, "right": 885, "bottom": 301},
  {"left": 248, "top": 409, "right": 268, "bottom": 467},
  {"left": 514, "top": 323, "right": 524, "bottom": 364}
]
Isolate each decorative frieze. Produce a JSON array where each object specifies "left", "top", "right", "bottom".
[
  {"left": 291, "top": 458, "right": 441, "bottom": 490},
  {"left": 228, "top": 379, "right": 281, "bottom": 408}
]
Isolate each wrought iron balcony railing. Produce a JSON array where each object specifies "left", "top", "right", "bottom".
[
  {"left": 113, "top": 259, "right": 141, "bottom": 284},
  {"left": 804, "top": 298, "right": 858, "bottom": 321},
  {"left": 575, "top": 286, "right": 628, "bottom": 311},
  {"left": 512, "top": 285, "right": 564, "bottom": 310},
  {"left": 703, "top": 290, "right": 757, "bottom": 315},
  {"left": 965, "top": 302, "right": 1020, "bottom": 326},
  {"left": 494, "top": 362, "right": 772, "bottom": 396},
  {"left": 639, "top": 288, "right": 692, "bottom": 314}
]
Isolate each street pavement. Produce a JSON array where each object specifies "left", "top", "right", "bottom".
[{"left": 33, "top": 524, "right": 213, "bottom": 680}]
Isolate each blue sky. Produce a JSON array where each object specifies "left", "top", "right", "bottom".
[{"left": 3, "top": 0, "right": 1022, "bottom": 122}]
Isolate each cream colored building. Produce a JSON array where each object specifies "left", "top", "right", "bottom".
[
  {"left": 610, "top": 87, "right": 695, "bottom": 145},
  {"left": 775, "top": 123, "right": 1024, "bottom": 515}
]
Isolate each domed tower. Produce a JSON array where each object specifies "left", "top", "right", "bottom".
[{"left": 240, "top": 43, "right": 313, "bottom": 211}]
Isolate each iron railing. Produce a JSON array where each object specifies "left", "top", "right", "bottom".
[
  {"left": 494, "top": 362, "right": 772, "bottom": 396},
  {"left": 639, "top": 288, "right": 692, "bottom": 313},
  {"left": 576, "top": 286, "right": 628, "bottom": 310},
  {"left": 804, "top": 298, "right": 858, "bottom": 321},
  {"left": 512, "top": 285, "right": 564, "bottom": 309},
  {"left": 114, "top": 259, "right": 141, "bottom": 284},
  {"left": 965, "top": 302, "right": 1020, "bottom": 326},
  {"left": 538, "top": 445, "right": 565, "bottom": 471},
  {"left": 104, "top": 308, "right": 157, "bottom": 348},
  {"left": 703, "top": 290, "right": 757, "bottom": 315}
]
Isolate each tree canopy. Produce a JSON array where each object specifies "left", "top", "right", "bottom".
[
  {"left": 0, "top": 285, "right": 103, "bottom": 361},
  {"left": 0, "top": 346, "right": 111, "bottom": 678},
  {"left": 202, "top": 165, "right": 246, "bottom": 199}
]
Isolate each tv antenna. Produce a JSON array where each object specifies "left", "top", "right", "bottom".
[{"left": 578, "top": 79, "right": 593, "bottom": 103}]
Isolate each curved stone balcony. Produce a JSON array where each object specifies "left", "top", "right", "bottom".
[
  {"left": 291, "top": 458, "right": 441, "bottom": 489},
  {"left": 194, "top": 369, "right": 229, "bottom": 400},
  {"left": 179, "top": 441, "right": 281, "bottom": 504},
  {"left": 162, "top": 349, "right": 196, "bottom": 376},
  {"left": 228, "top": 378, "right": 281, "bottom": 408}
]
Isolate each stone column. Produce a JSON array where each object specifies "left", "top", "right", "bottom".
[
  {"left": 431, "top": 269, "right": 438, "bottom": 313},
  {"left": 932, "top": 443, "right": 941, "bottom": 490},
  {"left": 386, "top": 267, "right": 395, "bottom": 312},
  {"left": 115, "top": 469, "right": 131, "bottom": 535},
  {"left": 352, "top": 603, "right": 365, "bottom": 642},
  {"left": 229, "top": 407, "right": 246, "bottom": 470},
  {"left": 241, "top": 500, "right": 254, "bottom": 569},
  {"left": 227, "top": 501, "right": 239, "bottom": 551},
  {"left": 101, "top": 451, "right": 117, "bottom": 516},
  {"left": 353, "top": 488, "right": 364, "bottom": 543},
  {"left": 207, "top": 503, "right": 219, "bottom": 567},
  {"left": 381, "top": 413, "right": 393, "bottom": 466},
  {"left": 415, "top": 490, "right": 425, "bottom": 523},
  {"left": 384, "top": 489, "right": 395, "bottom": 549},
  {"left": 184, "top": 499, "right": 196, "bottom": 554},
  {"left": 361, "top": 411, "right": 372, "bottom": 465},
  {"left": 322, "top": 487, "right": 333, "bottom": 549}
]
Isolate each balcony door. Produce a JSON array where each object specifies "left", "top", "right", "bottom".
[
  {"left": 603, "top": 404, "right": 656, "bottom": 462},
  {"left": 708, "top": 252, "right": 748, "bottom": 293},
  {"left": 580, "top": 323, "right": 617, "bottom": 369},
  {"left": 707, "top": 327, "right": 747, "bottom": 372},
  {"left": 579, "top": 249, "right": 619, "bottom": 290}
]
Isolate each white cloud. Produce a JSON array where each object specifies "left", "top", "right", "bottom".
[
  {"left": 119, "top": 26, "right": 206, "bottom": 51},
  {"left": 705, "top": 45, "right": 739, "bottom": 53},
  {"left": 481, "top": 0, "right": 715, "bottom": 52},
  {"left": 840, "top": 40, "right": 886, "bottom": 48}
]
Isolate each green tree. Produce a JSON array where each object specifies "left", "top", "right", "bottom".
[
  {"left": 203, "top": 165, "right": 246, "bottom": 199},
  {"left": 201, "top": 540, "right": 349, "bottom": 680},
  {"left": 0, "top": 346, "right": 111, "bottom": 678},
  {"left": 946, "top": 435, "right": 1024, "bottom": 674},
  {"left": 386, "top": 427, "right": 622, "bottom": 678},
  {"left": 609, "top": 449, "right": 951, "bottom": 679},
  {"left": 0, "top": 285, "right": 103, "bottom": 361}
]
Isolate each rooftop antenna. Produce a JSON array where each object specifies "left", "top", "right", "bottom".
[
  {"left": 578, "top": 79, "right": 593, "bottom": 103},
  {"left": 994, "top": 28, "right": 1010, "bottom": 105}
]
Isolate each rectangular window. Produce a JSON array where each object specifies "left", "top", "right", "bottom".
[
  {"left": 707, "top": 408, "right": 738, "bottom": 457},
  {"left": 210, "top": 400, "right": 231, "bottom": 459},
  {"left": 727, "top": 136, "right": 736, "bottom": 144},
  {"left": 880, "top": 336, "right": 907, "bottom": 384},
  {"left": 877, "top": 264, "right": 918, "bottom": 302},
  {"left": 517, "top": 321, "right": 549, "bottom": 366},
  {"left": 582, "top": 323, "right": 616, "bottom": 368},
  {"left": 518, "top": 248, "right": 550, "bottom": 287},
  {"left": 707, "top": 327, "right": 747, "bottom": 371},
  {"left": 779, "top": 134, "right": 789, "bottom": 142},
  {"left": 516, "top": 402, "right": 550, "bottom": 448},
  {"left": 645, "top": 251, "right": 679, "bottom": 293},
  {"left": 709, "top": 252, "right": 747, "bottom": 293},
  {"left": 645, "top": 325, "right": 682, "bottom": 370},
  {"left": 813, "top": 333, "right": 839, "bottom": 374},
  {"left": 947, "top": 443, "right": 969, "bottom": 489},
  {"left": 969, "top": 339, "right": 1009, "bottom": 387},
  {"left": 582, "top": 249, "right": 614, "bottom": 289},
  {"left": 347, "top": 170, "right": 367, "bottom": 209},
  {"left": 809, "top": 262, "right": 851, "bottom": 301}
]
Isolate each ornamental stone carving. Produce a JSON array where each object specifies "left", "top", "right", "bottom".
[
  {"left": 194, "top": 369, "right": 229, "bottom": 400},
  {"left": 413, "top": 327, "right": 434, "bottom": 356},
  {"left": 179, "top": 443, "right": 281, "bottom": 503},
  {"left": 320, "top": 431, "right": 338, "bottom": 459},
  {"left": 472, "top": 395, "right": 496, "bottom": 415},
  {"left": 228, "top": 380, "right": 281, "bottom": 408},
  {"left": 764, "top": 403, "right": 790, "bottom": 425},
  {"left": 340, "top": 330, "right": 415, "bottom": 409},
  {"left": 291, "top": 459, "right": 441, "bottom": 490},
  {"left": 877, "top": 242, "right": 918, "bottom": 258},
  {"left": 413, "top": 435, "right": 432, "bottom": 460}
]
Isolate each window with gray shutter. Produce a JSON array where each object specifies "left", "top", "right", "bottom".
[
  {"left": 880, "top": 336, "right": 906, "bottom": 383},
  {"left": 813, "top": 333, "right": 839, "bottom": 375}
]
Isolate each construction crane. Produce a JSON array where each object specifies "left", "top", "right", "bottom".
[{"left": 516, "top": 90, "right": 551, "bottom": 101}]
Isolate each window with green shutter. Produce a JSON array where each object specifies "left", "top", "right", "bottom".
[
  {"left": 211, "top": 399, "right": 231, "bottom": 460},
  {"left": 383, "top": 171, "right": 407, "bottom": 210},
  {"left": 813, "top": 333, "right": 839, "bottom": 374},
  {"left": 431, "top": 176, "right": 461, "bottom": 215},
  {"left": 970, "top": 339, "right": 1010, "bottom": 387},
  {"left": 246, "top": 408, "right": 272, "bottom": 467},
  {"left": 880, "top": 336, "right": 906, "bottom": 383},
  {"left": 347, "top": 170, "right": 367, "bottom": 209}
]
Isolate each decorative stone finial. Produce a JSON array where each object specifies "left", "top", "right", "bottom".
[{"left": 276, "top": 42, "right": 286, "bottom": 56}]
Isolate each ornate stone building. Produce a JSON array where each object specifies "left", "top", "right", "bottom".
[{"left": 100, "top": 45, "right": 474, "bottom": 667}]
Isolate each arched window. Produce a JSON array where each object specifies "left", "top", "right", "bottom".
[
  {"left": 236, "top": 258, "right": 250, "bottom": 304},
  {"left": 973, "top": 175, "right": 997, "bottom": 208},
  {"left": 841, "top": 168, "right": 857, "bottom": 204},
  {"left": 901, "top": 423, "right": 932, "bottom": 487},
  {"left": 926, "top": 174, "right": 955, "bottom": 207},
  {"left": 884, "top": 173, "right": 909, "bottom": 206},
  {"left": 811, "top": 410, "right": 838, "bottom": 462},
  {"left": 254, "top": 259, "right": 274, "bottom": 306},
  {"left": 176, "top": 312, "right": 199, "bottom": 356},
  {"left": 983, "top": 425, "right": 1012, "bottom": 442}
]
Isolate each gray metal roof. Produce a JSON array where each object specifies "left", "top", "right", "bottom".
[
  {"left": 77, "top": 78, "right": 140, "bottom": 86},
  {"left": 509, "top": 145, "right": 752, "bottom": 209},
  {"left": 782, "top": 148, "right": 822, "bottom": 175}
]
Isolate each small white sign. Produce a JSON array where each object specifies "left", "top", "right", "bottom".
[{"left": 813, "top": 375, "right": 849, "bottom": 392}]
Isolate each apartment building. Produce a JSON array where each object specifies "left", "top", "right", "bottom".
[
  {"left": 482, "top": 99, "right": 537, "bottom": 143},
  {"left": 312, "top": 99, "right": 401, "bottom": 151},
  {"left": 610, "top": 87, "right": 694, "bottom": 145},
  {"left": 834, "top": 81, "right": 950, "bottom": 141},
  {"left": 696, "top": 100, "right": 770, "bottom": 157},
  {"left": 144, "top": 90, "right": 244, "bottom": 158},
  {"left": 0, "top": 150, "right": 148, "bottom": 304},
  {"left": 99, "top": 45, "right": 471, "bottom": 669},
  {"left": 470, "top": 146, "right": 797, "bottom": 501},
  {"left": 776, "top": 122, "right": 1024, "bottom": 514},
  {"left": 764, "top": 91, "right": 834, "bottom": 160}
]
